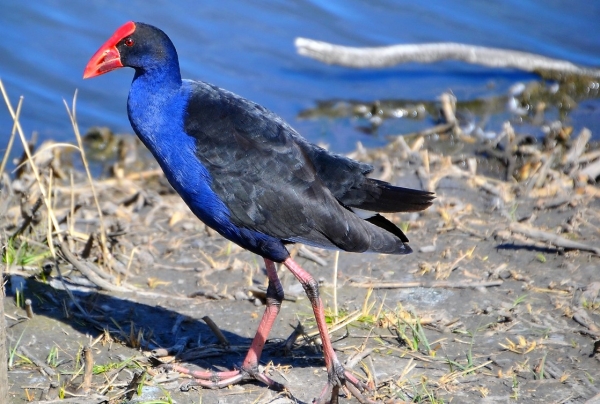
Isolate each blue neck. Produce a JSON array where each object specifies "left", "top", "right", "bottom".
[
  {"left": 123, "top": 65, "right": 291, "bottom": 262},
  {"left": 132, "top": 61, "right": 182, "bottom": 93},
  {"left": 127, "top": 62, "right": 183, "bottom": 144}
]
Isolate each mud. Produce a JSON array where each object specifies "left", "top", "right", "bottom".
[{"left": 2, "top": 113, "right": 600, "bottom": 403}]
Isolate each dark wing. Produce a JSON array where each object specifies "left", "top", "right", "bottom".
[
  {"left": 183, "top": 81, "right": 410, "bottom": 254},
  {"left": 296, "top": 142, "right": 434, "bottom": 213},
  {"left": 184, "top": 81, "right": 324, "bottom": 242}
]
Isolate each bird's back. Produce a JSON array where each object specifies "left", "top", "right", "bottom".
[{"left": 179, "top": 80, "right": 431, "bottom": 256}]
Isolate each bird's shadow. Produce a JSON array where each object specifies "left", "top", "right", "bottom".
[{"left": 5, "top": 274, "right": 321, "bottom": 402}]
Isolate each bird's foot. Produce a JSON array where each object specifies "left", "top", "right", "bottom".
[
  {"left": 163, "top": 363, "right": 285, "bottom": 391},
  {"left": 314, "top": 361, "right": 375, "bottom": 404}
]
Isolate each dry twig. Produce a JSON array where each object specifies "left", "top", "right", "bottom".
[
  {"left": 79, "top": 346, "right": 93, "bottom": 393},
  {"left": 5, "top": 334, "right": 56, "bottom": 377},
  {"left": 202, "top": 316, "right": 230, "bottom": 346},
  {"left": 57, "top": 239, "right": 130, "bottom": 292}
]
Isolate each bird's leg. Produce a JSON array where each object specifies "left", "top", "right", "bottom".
[
  {"left": 170, "top": 258, "right": 285, "bottom": 391},
  {"left": 283, "top": 257, "right": 374, "bottom": 404}
]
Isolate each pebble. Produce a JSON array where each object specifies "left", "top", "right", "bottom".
[{"left": 234, "top": 290, "right": 249, "bottom": 301}]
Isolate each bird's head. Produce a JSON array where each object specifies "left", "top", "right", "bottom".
[{"left": 84, "top": 21, "right": 178, "bottom": 79}]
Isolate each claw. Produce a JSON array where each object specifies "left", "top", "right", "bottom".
[
  {"left": 312, "top": 362, "right": 375, "bottom": 404},
  {"left": 162, "top": 362, "right": 285, "bottom": 391}
]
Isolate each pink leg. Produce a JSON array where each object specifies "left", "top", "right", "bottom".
[
  {"left": 168, "top": 258, "right": 285, "bottom": 391},
  {"left": 283, "top": 257, "right": 374, "bottom": 404}
]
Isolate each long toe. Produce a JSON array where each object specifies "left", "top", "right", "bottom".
[
  {"left": 162, "top": 363, "right": 285, "bottom": 391},
  {"left": 313, "top": 365, "right": 376, "bottom": 404}
]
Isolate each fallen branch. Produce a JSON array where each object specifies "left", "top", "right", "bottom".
[
  {"left": 535, "top": 193, "right": 574, "bottom": 210},
  {"left": 405, "top": 122, "right": 455, "bottom": 139},
  {"left": 247, "top": 286, "right": 299, "bottom": 302},
  {"left": 295, "top": 38, "right": 600, "bottom": 78},
  {"left": 202, "top": 316, "right": 230, "bottom": 346},
  {"left": 563, "top": 128, "right": 591, "bottom": 166},
  {"left": 57, "top": 239, "right": 131, "bottom": 293},
  {"left": 79, "top": 346, "right": 93, "bottom": 393},
  {"left": 572, "top": 307, "right": 600, "bottom": 338},
  {"left": 6, "top": 334, "right": 56, "bottom": 377},
  {"left": 345, "top": 347, "right": 374, "bottom": 369},
  {"left": 350, "top": 279, "right": 502, "bottom": 289},
  {"left": 509, "top": 222, "right": 600, "bottom": 256},
  {"left": 580, "top": 158, "right": 600, "bottom": 181},
  {"left": 298, "top": 245, "right": 327, "bottom": 266}
]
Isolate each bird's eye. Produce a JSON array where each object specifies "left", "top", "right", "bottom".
[{"left": 124, "top": 38, "right": 134, "bottom": 47}]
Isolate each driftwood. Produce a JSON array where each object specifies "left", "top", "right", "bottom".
[{"left": 295, "top": 38, "right": 600, "bottom": 78}]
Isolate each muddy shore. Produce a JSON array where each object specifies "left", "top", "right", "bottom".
[{"left": 2, "top": 88, "right": 600, "bottom": 403}]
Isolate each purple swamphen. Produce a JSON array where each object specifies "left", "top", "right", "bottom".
[{"left": 84, "top": 22, "right": 434, "bottom": 404}]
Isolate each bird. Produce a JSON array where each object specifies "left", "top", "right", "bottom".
[{"left": 84, "top": 21, "right": 434, "bottom": 404}]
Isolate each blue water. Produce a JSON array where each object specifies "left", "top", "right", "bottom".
[{"left": 1, "top": 0, "right": 599, "bottom": 157}]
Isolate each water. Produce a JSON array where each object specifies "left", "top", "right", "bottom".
[{"left": 1, "top": 0, "right": 599, "bottom": 158}]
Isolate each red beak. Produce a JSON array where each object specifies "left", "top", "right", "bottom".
[{"left": 83, "top": 21, "right": 136, "bottom": 79}]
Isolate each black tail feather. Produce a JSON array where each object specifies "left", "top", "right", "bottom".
[
  {"left": 355, "top": 179, "right": 435, "bottom": 213},
  {"left": 366, "top": 214, "right": 409, "bottom": 242}
]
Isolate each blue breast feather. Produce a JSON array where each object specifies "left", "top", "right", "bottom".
[{"left": 127, "top": 78, "right": 290, "bottom": 261}]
